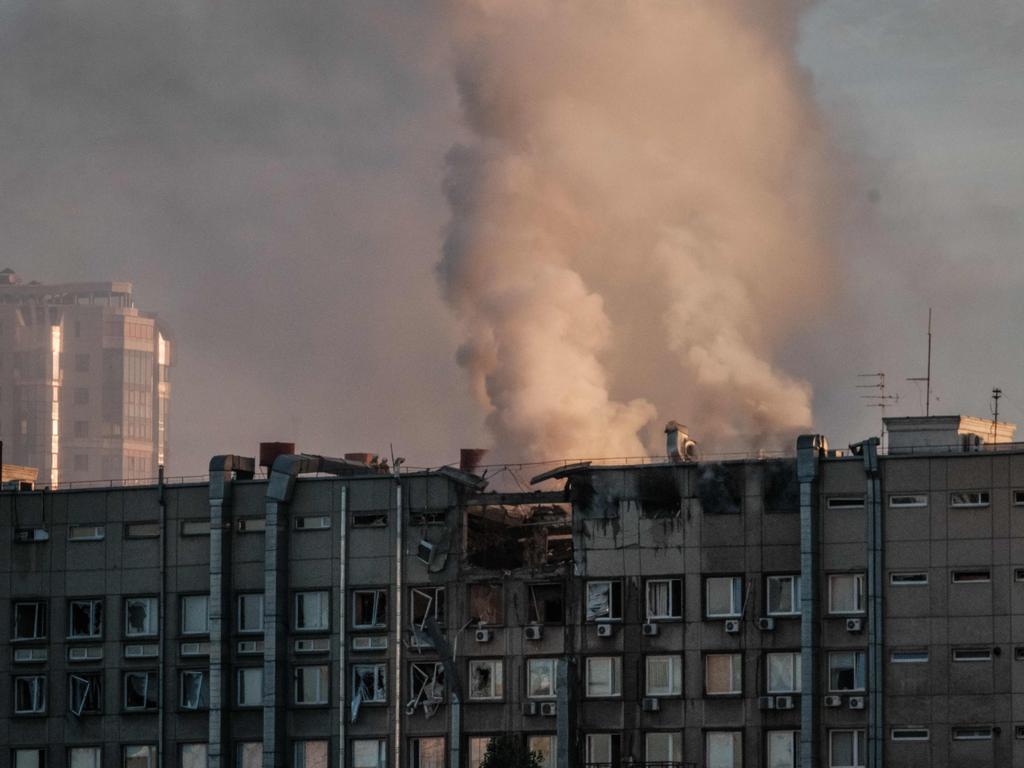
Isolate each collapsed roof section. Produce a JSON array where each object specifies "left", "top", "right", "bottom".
[{"left": 463, "top": 501, "right": 572, "bottom": 572}]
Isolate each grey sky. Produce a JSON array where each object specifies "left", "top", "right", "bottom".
[{"left": 1, "top": 1, "right": 1021, "bottom": 473}]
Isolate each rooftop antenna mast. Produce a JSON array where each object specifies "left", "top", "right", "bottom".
[
  {"left": 907, "top": 308, "right": 933, "bottom": 416},
  {"left": 991, "top": 387, "right": 1003, "bottom": 442},
  {"left": 858, "top": 372, "right": 899, "bottom": 446}
]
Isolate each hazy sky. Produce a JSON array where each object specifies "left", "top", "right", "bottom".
[{"left": 1, "top": 1, "right": 1021, "bottom": 475}]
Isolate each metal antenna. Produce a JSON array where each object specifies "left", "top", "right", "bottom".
[
  {"left": 992, "top": 387, "right": 1003, "bottom": 441},
  {"left": 858, "top": 372, "right": 900, "bottom": 445},
  {"left": 907, "top": 308, "right": 933, "bottom": 416}
]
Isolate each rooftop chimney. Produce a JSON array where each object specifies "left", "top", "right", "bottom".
[{"left": 665, "top": 421, "right": 698, "bottom": 462}]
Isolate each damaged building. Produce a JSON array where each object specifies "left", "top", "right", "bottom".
[{"left": 3, "top": 416, "right": 1024, "bottom": 768}]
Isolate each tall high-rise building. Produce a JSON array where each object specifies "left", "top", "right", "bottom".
[{"left": 0, "top": 270, "right": 171, "bottom": 486}]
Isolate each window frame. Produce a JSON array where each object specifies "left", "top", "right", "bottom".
[
  {"left": 645, "top": 654, "right": 682, "bottom": 697},
  {"left": 236, "top": 667, "right": 264, "bottom": 708},
  {"left": 766, "top": 651, "right": 801, "bottom": 694},
  {"left": 13, "top": 674, "right": 47, "bottom": 715},
  {"left": 123, "top": 745, "right": 156, "bottom": 768},
  {"left": 527, "top": 658, "right": 558, "bottom": 699},
  {"left": 584, "top": 656, "right": 622, "bottom": 698},
  {"left": 705, "top": 575, "right": 744, "bottom": 619},
  {"left": 410, "top": 737, "right": 445, "bottom": 768},
  {"left": 235, "top": 743, "right": 263, "bottom": 768},
  {"left": 828, "top": 651, "right": 867, "bottom": 693},
  {"left": 890, "top": 649, "right": 929, "bottom": 663},
  {"left": 827, "top": 573, "right": 865, "bottom": 615},
  {"left": 68, "top": 598, "right": 104, "bottom": 640},
  {"left": 294, "top": 590, "right": 331, "bottom": 633},
  {"left": 123, "top": 670, "right": 159, "bottom": 712},
  {"left": 705, "top": 731, "right": 742, "bottom": 768},
  {"left": 645, "top": 578, "right": 683, "bottom": 621},
  {"left": 889, "top": 572, "right": 928, "bottom": 586},
  {"left": 949, "top": 491, "right": 990, "bottom": 508},
  {"left": 766, "top": 730, "right": 799, "bottom": 768},
  {"left": 180, "top": 669, "right": 209, "bottom": 711},
  {"left": 952, "top": 648, "right": 993, "bottom": 662},
  {"left": 69, "top": 747, "right": 103, "bottom": 768},
  {"left": 69, "top": 672, "right": 103, "bottom": 716},
  {"left": 237, "top": 593, "right": 265, "bottom": 635},
  {"left": 468, "top": 658, "right": 505, "bottom": 701},
  {"left": 68, "top": 525, "right": 105, "bottom": 542},
  {"left": 351, "top": 739, "right": 387, "bottom": 768},
  {"left": 704, "top": 652, "right": 742, "bottom": 697},
  {"left": 352, "top": 663, "right": 387, "bottom": 705},
  {"left": 123, "top": 596, "right": 159, "bottom": 639},
  {"left": 951, "top": 570, "right": 991, "bottom": 584},
  {"left": 828, "top": 729, "right": 865, "bottom": 768},
  {"left": 180, "top": 744, "right": 207, "bottom": 768},
  {"left": 585, "top": 580, "right": 623, "bottom": 622},
  {"left": 180, "top": 594, "right": 210, "bottom": 637},
  {"left": 644, "top": 732, "right": 682, "bottom": 765},
  {"left": 294, "top": 664, "right": 329, "bottom": 706},
  {"left": 951, "top": 726, "right": 994, "bottom": 741},
  {"left": 467, "top": 583, "right": 505, "bottom": 626},
  {"left": 889, "top": 494, "right": 928, "bottom": 508},
  {"left": 352, "top": 589, "right": 388, "bottom": 630},
  {"left": 12, "top": 600, "right": 47, "bottom": 642},
  {"left": 766, "top": 574, "right": 801, "bottom": 617},
  {"left": 890, "top": 728, "right": 930, "bottom": 741}
]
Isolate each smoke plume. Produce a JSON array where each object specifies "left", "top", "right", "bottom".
[{"left": 439, "top": 1, "right": 835, "bottom": 460}]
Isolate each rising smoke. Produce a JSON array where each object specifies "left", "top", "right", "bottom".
[{"left": 439, "top": 0, "right": 835, "bottom": 460}]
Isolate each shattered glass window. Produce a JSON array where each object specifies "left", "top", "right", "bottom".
[
  {"left": 124, "top": 597, "right": 158, "bottom": 637},
  {"left": 468, "top": 584, "right": 504, "bottom": 625},
  {"left": 353, "top": 589, "right": 388, "bottom": 629},
  {"left": 586, "top": 581, "right": 622, "bottom": 621},
  {"left": 527, "top": 583, "right": 564, "bottom": 624},
  {"left": 352, "top": 664, "right": 387, "bottom": 704},
  {"left": 468, "top": 659, "right": 504, "bottom": 700},
  {"left": 407, "top": 662, "right": 446, "bottom": 715}
]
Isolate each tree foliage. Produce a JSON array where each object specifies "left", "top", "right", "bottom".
[{"left": 479, "top": 735, "right": 544, "bottom": 768}]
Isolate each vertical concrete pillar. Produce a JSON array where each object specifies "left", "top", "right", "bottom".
[{"left": 798, "top": 435, "right": 827, "bottom": 768}]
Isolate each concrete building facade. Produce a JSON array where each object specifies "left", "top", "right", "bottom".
[
  {"left": 2, "top": 416, "right": 1024, "bottom": 768},
  {"left": 0, "top": 272, "right": 171, "bottom": 487}
]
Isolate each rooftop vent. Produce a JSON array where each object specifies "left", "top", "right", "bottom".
[{"left": 665, "top": 421, "right": 698, "bottom": 462}]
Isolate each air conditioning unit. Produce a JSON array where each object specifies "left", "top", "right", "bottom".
[
  {"left": 724, "top": 619, "right": 741, "bottom": 634},
  {"left": 642, "top": 622, "right": 659, "bottom": 636},
  {"left": 539, "top": 702, "right": 557, "bottom": 717},
  {"left": 642, "top": 697, "right": 660, "bottom": 712},
  {"left": 15, "top": 528, "right": 49, "bottom": 542},
  {"left": 68, "top": 646, "right": 103, "bottom": 662},
  {"left": 845, "top": 618, "right": 863, "bottom": 633},
  {"left": 524, "top": 625, "right": 543, "bottom": 641},
  {"left": 823, "top": 695, "right": 843, "bottom": 708},
  {"left": 352, "top": 635, "right": 388, "bottom": 652},
  {"left": 757, "top": 617, "right": 775, "bottom": 631},
  {"left": 596, "top": 623, "right": 614, "bottom": 638},
  {"left": 124, "top": 643, "right": 158, "bottom": 658},
  {"left": 295, "top": 638, "right": 330, "bottom": 653},
  {"left": 775, "top": 696, "right": 795, "bottom": 710},
  {"left": 475, "top": 628, "right": 493, "bottom": 643},
  {"left": 13, "top": 648, "right": 47, "bottom": 663},
  {"left": 848, "top": 696, "right": 866, "bottom": 710},
  {"left": 179, "top": 642, "right": 210, "bottom": 657},
  {"left": 237, "top": 640, "right": 264, "bottom": 655},
  {"left": 758, "top": 696, "right": 776, "bottom": 710}
]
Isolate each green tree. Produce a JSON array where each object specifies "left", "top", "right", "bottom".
[{"left": 479, "top": 735, "right": 544, "bottom": 768}]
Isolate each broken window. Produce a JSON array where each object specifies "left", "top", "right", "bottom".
[
  {"left": 638, "top": 468, "right": 682, "bottom": 518},
  {"left": 124, "top": 597, "right": 158, "bottom": 637},
  {"left": 124, "top": 746, "right": 156, "bottom": 768},
  {"left": 352, "top": 510, "right": 388, "bottom": 528},
  {"left": 352, "top": 740, "right": 386, "bottom": 768},
  {"left": 767, "top": 575, "right": 801, "bottom": 616},
  {"left": 295, "top": 591, "right": 330, "bottom": 632},
  {"left": 585, "top": 657, "right": 621, "bottom": 697},
  {"left": 528, "top": 584, "right": 564, "bottom": 625},
  {"left": 411, "top": 738, "right": 445, "bottom": 768},
  {"left": 527, "top": 658, "right": 558, "bottom": 699},
  {"left": 468, "top": 583, "right": 504, "bottom": 625},
  {"left": 69, "top": 672, "right": 103, "bottom": 715},
  {"left": 123, "top": 671, "right": 158, "bottom": 711},
  {"left": 13, "top": 601, "right": 46, "bottom": 641},
  {"left": 407, "top": 662, "right": 446, "bottom": 716},
  {"left": 697, "top": 463, "right": 743, "bottom": 515},
  {"left": 69, "top": 598, "right": 104, "bottom": 639},
  {"left": 353, "top": 589, "right": 388, "bottom": 629},
  {"left": 14, "top": 675, "right": 47, "bottom": 714},
  {"left": 237, "top": 668, "right": 263, "bottom": 707},
  {"left": 705, "top": 576, "right": 743, "bottom": 618},
  {"left": 237, "top": 593, "right": 264, "bottom": 634},
  {"left": 180, "top": 670, "right": 209, "bottom": 710},
  {"left": 351, "top": 663, "right": 387, "bottom": 714},
  {"left": 705, "top": 653, "right": 742, "bottom": 695},
  {"left": 645, "top": 578, "right": 682, "bottom": 620},
  {"left": 180, "top": 594, "right": 210, "bottom": 635},
  {"left": 468, "top": 659, "right": 504, "bottom": 700},
  {"left": 410, "top": 586, "right": 445, "bottom": 647},
  {"left": 586, "top": 581, "right": 622, "bottom": 621},
  {"left": 294, "top": 665, "right": 329, "bottom": 705},
  {"left": 293, "top": 741, "right": 328, "bottom": 768},
  {"left": 764, "top": 459, "right": 799, "bottom": 513}
]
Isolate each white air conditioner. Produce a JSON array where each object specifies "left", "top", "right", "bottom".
[
  {"left": 758, "top": 696, "right": 776, "bottom": 710},
  {"left": 642, "top": 697, "right": 660, "bottom": 712},
  {"left": 539, "top": 702, "right": 557, "bottom": 717},
  {"left": 124, "top": 643, "right": 158, "bottom": 658},
  {"left": 757, "top": 617, "right": 775, "bottom": 631},
  {"left": 179, "top": 642, "right": 210, "bottom": 657},
  {"left": 352, "top": 635, "right": 388, "bottom": 652},
  {"left": 596, "top": 623, "right": 614, "bottom": 638},
  {"left": 524, "top": 625, "right": 543, "bottom": 641},
  {"left": 237, "top": 640, "right": 264, "bottom": 655},
  {"left": 295, "top": 638, "right": 329, "bottom": 654},
  {"left": 845, "top": 618, "right": 863, "bottom": 633},
  {"left": 823, "top": 695, "right": 843, "bottom": 708},
  {"left": 642, "top": 622, "right": 659, "bottom": 636},
  {"left": 775, "top": 696, "right": 795, "bottom": 710},
  {"left": 68, "top": 646, "right": 103, "bottom": 662},
  {"left": 475, "top": 628, "right": 493, "bottom": 643},
  {"left": 848, "top": 696, "right": 866, "bottom": 710},
  {"left": 13, "top": 648, "right": 48, "bottom": 663},
  {"left": 724, "top": 619, "right": 741, "bottom": 634}
]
